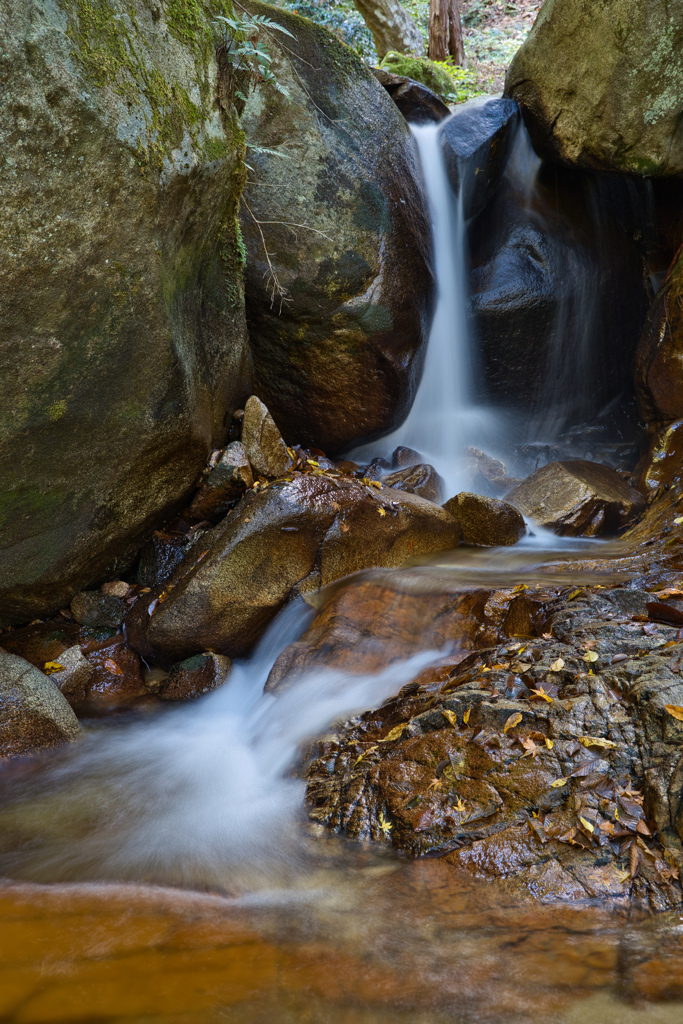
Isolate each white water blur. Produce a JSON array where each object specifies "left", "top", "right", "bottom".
[
  {"left": 353, "top": 122, "right": 502, "bottom": 497},
  {"left": 0, "top": 601, "right": 444, "bottom": 890}
]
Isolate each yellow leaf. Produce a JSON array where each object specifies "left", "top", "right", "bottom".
[
  {"left": 550, "top": 658, "right": 565, "bottom": 672},
  {"left": 442, "top": 709, "right": 459, "bottom": 728},
  {"left": 665, "top": 705, "right": 683, "bottom": 721},
  {"left": 568, "top": 589, "right": 583, "bottom": 600},
  {"left": 43, "top": 661, "right": 64, "bottom": 675},
  {"left": 381, "top": 723, "right": 409, "bottom": 743},
  {"left": 354, "top": 744, "right": 378, "bottom": 766},
  {"left": 583, "top": 650, "right": 599, "bottom": 663},
  {"left": 674, "top": 517, "right": 683, "bottom": 525},
  {"left": 362, "top": 478, "right": 382, "bottom": 489},
  {"left": 287, "top": 447, "right": 297, "bottom": 460},
  {"left": 377, "top": 507, "right": 386, "bottom": 517},
  {"left": 530, "top": 687, "right": 554, "bottom": 703},
  {"left": 503, "top": 712, "right": 522, "bottom": 734},
  {"left": 579, "top": 735, "right": 617, "bottom": 749},
  {"left": 545, "top": 738, "right": 554, "bottom": 749},
  {"left": 463, "top": 705, "right": 471, "bottom": 725},
  {"left": 551, "top": 778, "right": 569, "bottom": 789},
  {"left": 579, "top": 816, "right": 595, "bottom": 833},
  {"left": 512, "top": 584, "right": 528, "bottom": 594},
  {"left": 378, "top": 811, "right": 392, "bottom": 834},
  {"left": 454, "top": 796, "right": 466, "bottom": 813},
  {"left": 307, "top": 459, "right": 319, "bottom": 467}
]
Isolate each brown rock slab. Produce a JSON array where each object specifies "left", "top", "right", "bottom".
[
  {"left": 0, "top": 651, "right": 80, "bottom": 757},
  {"left": 81, "top": 637, "right": 150, "bottom": 709},
  {"left": 383, "top": 463, "right": 443, "bottom": 503},
  {"left": 126, "top": 473, "right": 459, "bottom": 663},
  {"left": 159, "top": 653, "right": 232, "bottom": 701},
  {"left": 504, "top": 460, "right": 645, "bottom": 536},
  {"left": 187, "top": 442, "right": 254, "bottom": 522},
  {"left": 240, "top": 396, "right": 290, "bottom": 479},
  {"left": 443, "top": 492, "right": 527, "bottom": 546}
]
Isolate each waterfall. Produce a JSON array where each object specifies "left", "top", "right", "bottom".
[{"left": 354, "top": 120, "right": 502, "bottom": 499}]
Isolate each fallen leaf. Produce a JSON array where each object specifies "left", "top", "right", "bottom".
[
  {"left": 381, "top": 723, "right": 410, "bottom": 742},
  {"left": 665, "top": 705, "right": 683, "bottom": 721},
  {"left": 630, "top": 842, "right": 642, "bottom": 879},
  {"left": 43, "top": 661, "right": 65, "bottom": 675},
  {"left": 551, "top": 778, "right": 569, "bottom": 789},
  {"left": 307, "top": 459, "right": 319, "bottom": 467},
  {"left": 377, "top": 507, "right": 387, "bottom": 517},
  {"left": 442, "top": 709, "right": 459, "bottom": 728},
  {"left": 674, "top": 517, "right": 683, "bottom": 525},
  {"left": 636, "top": 820, "right": 653, "bottom": 836},
  {"left": 579, "top": 816, "right": 595, "bottom": 833},
  {"left": 354, "top": 745, "right": 378, "bottom": 766},
  {"left": 378, "top": 811, "right": 392, "bottom": 835},
  {"left": 512, "top": 584, "right": 528, "bottom": 594},
  {"left": 362, "top": 478, "right": 382, "bottom": 489},
  {"left": 454, "top": 796, "right": 466, "bottom": 813},
  {"left": 104, "top": 659, "right": 123, "bottom": 675},
  {"left": 579, "top": 736, "right": 617, "bottom": 749},
  {"left": 550, "top": 658, "right": 565, "bottom": 672},
  {"left": 530, "top": 686, "right": 553, "bottom": 703},
  {"left": 520, "top": 736, "right": 539, "bottom": 758},
  {"left": 503, "top": 712, "right": 523, "bottom": 734},
  {"left": 647, "top": 601, "right": 683, "bottom": 626},
  {"left": 340, "top": 522, "right": 349, "bottom": 533},
  {"left": 568, "top": 589, "right": 584, "bottom": 601},
  {"left": 463, "top": 705, "right": 471, "bottom": 725},
  {"left": 545, "top": 737, "right": 554, "bottom": 749}
]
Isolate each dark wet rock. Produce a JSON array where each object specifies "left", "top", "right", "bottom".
[
  {"left": 70, "top": 592, "right": 126, "bottom": 630},
  {"left": 159, "top": 653, "right": 232, "bottom": 702},
  {"left": 0, "top": 620, "right": 82, "bottom": 671},
  {"left": 187, "top": 442, "right": 254, "bottom": 523},
  {"left": 240, "top": 396, "right": 290, "bottom": 480},
  {"left": 304, "top": 584, "right": 683, "bottom": 906},
  {"left": 372, "top": 68, "right": 451, "bottom": 125},
  {"left": 126, "top": 472, "right": 459, "bottom": 663},
  {"left": 383, "top": 464, "right": 444, "bottom": 503},
  {"left": 443, "top": 492, "right": 526, "bottom": 547},
  {"left": 391, "top": 446, "right": 423, "bottom": 468},
  {"left": 440, "top": 99, "right": 520, "bottom": 219},
  {"left": 136, "top": 527, "right": 207, "bottom": 588},
  {"left": 240, "top": 2, "right": 432, "bottom": 452},
  {"left": 465, "top": 447, "right": 519, "bottom": 497},
  {"left": 80, "top": 636, "right": 149, "bottom": 710},
  {"left": 468, "top": 165, "right": 649, "bottom": 422},
  {"left": 0, "top": 652, "right": 80, "bottom": 757},
  {"left": 635, "top": 251, "right": 683, "bottom": 422},
  {"left": 505, "top": 460, "right": 646, "bottom": 536},
  {"left": 47, "top": 646, "right": 94, "bottom": 707},
  {"left": 505, "top": 0, "right": 683, "bottom": 177},
  {"left": 0, "top": 0, "right": 250, "bottom": 626}
]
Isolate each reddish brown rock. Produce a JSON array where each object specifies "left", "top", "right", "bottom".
[
  {"left": 126, "top": 473, "right": 459, "bottom": 663},
  {"left": 159, "top": 653, "right": 232, "bottom": 701},
  {"left": 636, "top": 249, "right": 683, "bottom": 422},
  {"left": 81, "top": 636, "right": 150, "bottom": 709},
  {"left": 505, "top": 460, "right": 645, "bottom": 536}
]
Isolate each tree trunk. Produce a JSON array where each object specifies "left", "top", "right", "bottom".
[
  {"left": 428, "top": 0, "right": 464, "bottom": 65},
  {"left": 353, "top": 0, "right": 426, "bottom": 61}
]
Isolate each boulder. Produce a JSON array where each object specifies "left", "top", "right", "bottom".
[
  {"left": 159, "top": 653, "right": 232, "bottom": 701},
  {"left": 126, "top": 472, "right": 459, "bottom": 662},
  {"left": 439, "top": 99, "right": 520, "bottom": 219},
  {"left": 46, "top": 646, "right": 94, "bottom": 706},
  {"left": 443, "top": 492, "right": 526, "bottom": 546},
  {"left": 383, "top": 463, "right": 444, "bottom": 503},
  {"left": 0, "top": 0, "right": 250, "bottom": 625},
  {"left": 635, "top": 248, "right": 683, "bottom": 421},
  {"left": 240, "top": 2, "right": 433, "bottom": 452},
  {"left": 81, "top": 636, "right": 149, "bottom": 709},
  {"left": 0, "top": 651, "right": 80, "bottom": 757},
  {"left": 505, "top": 0, "right": 683, "bottom": 177},
  {"left": 372, "top": 68, "right": 451, "bottom": 125},
  {"left": 504, "top": 460, "right": 646, "bottom": 536},
  {"left": 240, "top": 396, "right": 290, "bottom": 479},
  {"left": 70, "top": 592, "right": 126, "bottom": 630},
  {"left": 468, "top": 162, "right": 649, "bottom": 420},
  {"left": 378, "top": 52, "right": 455, "bottom": 102}
]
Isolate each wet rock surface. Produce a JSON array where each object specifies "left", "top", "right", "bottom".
[
  {"left": 69, "top": 592, "right": 126, "bottom": 631},
  {"left": 636, "top": 248, "right": 683, "bottom": 421},
  {"left": 440, "top": 98, "right": 520, "bottom": 220},
  {"left": 383, "top": 463, "right": 444, "bottom": 503},
  {"left": 304, "top": 583, "right": 683, "bottom": 908},
  {"left": 240, "top": 396, "right": 291, "bottom": 480},
  {"left": 443, "top": 491, "right": 527, "bottom": 546},
  {"left": 371, "top": 68, "right": 451, "bottom": 125},
  {"left": 187, "top": 442, "right": 254, "bottom": 524},
  {"left": 158, "top": 653, "right": 232, "bottom": 702},
  {"left": 0, "top": 652, "right": 80, "bottom": 757},
  {"left": 505, "top": 0, "right": 683, "bottom": 176},
  {"left": 240, "top": 1, "right": 433, "bottom": 452},
  {"left": 126, "top": 469, "right": 459, "bottom": 664},
  {"left": 505, "top": 460, "right": 646, "bottom": 536}
]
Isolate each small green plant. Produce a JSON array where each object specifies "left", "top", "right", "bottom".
[
  {"left": 215, "top": 9, "right": 295, "bottom": 102},
  {"left": 431, "top": 59, "right": 486, "bottom": 104}
]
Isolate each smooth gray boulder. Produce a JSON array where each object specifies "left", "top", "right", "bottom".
[{"left": 0, "top": 651, "right": 81, "bottom": 757}]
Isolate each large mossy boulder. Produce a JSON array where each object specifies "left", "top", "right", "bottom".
[
  {"left": 0, "top": 0, "right": 251, "bottom": 625},
  {"left": 239, "top": 3, "right": 433, "bottom": 452},
  {"left": 505, "top": 0, "right": 683, "bottom": 177}
]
